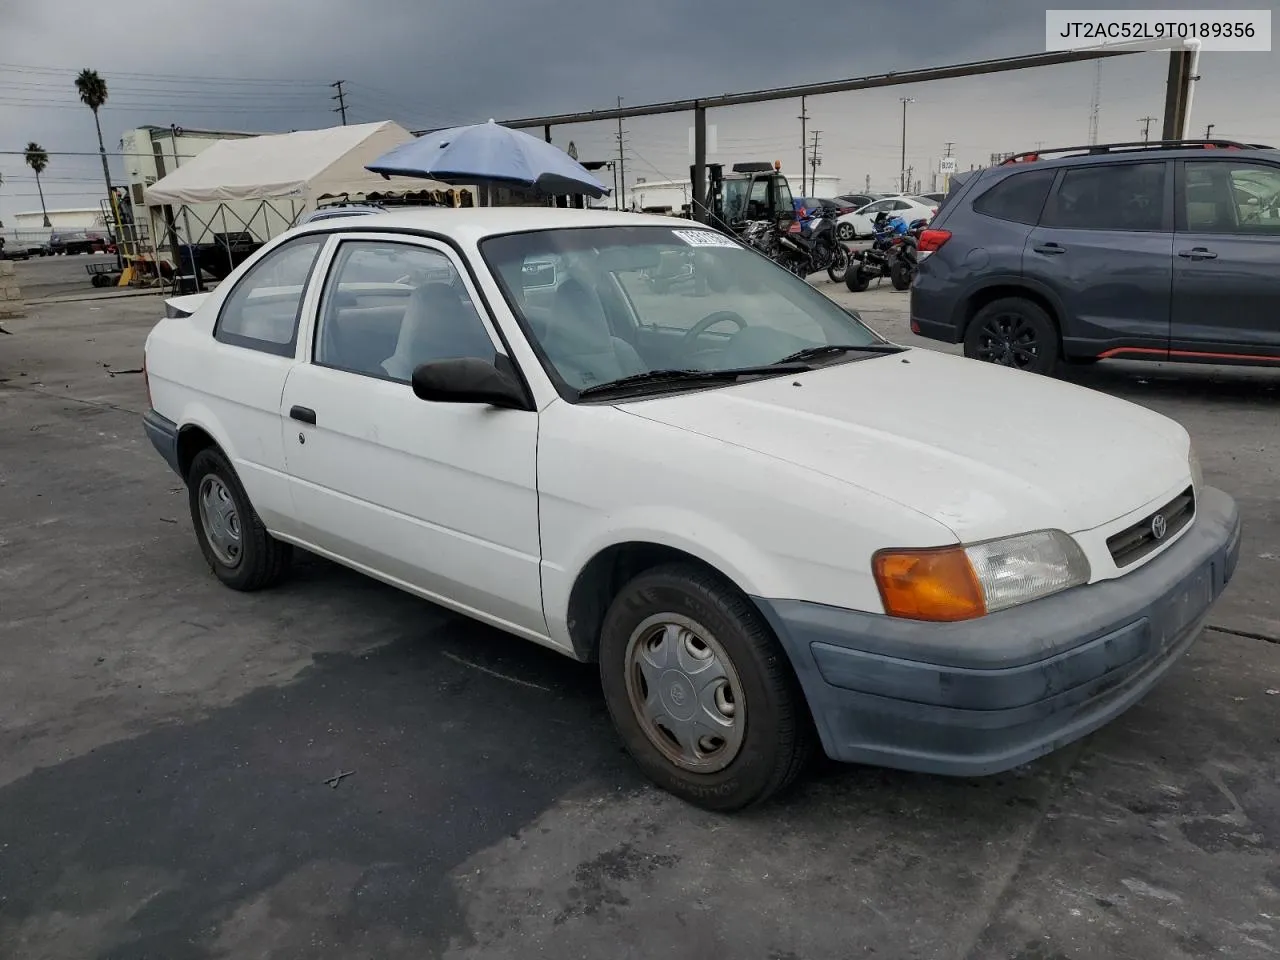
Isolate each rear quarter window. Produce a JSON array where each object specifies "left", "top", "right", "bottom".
[{"left": 971, "top": 168, "right": 1056, "bottom": 225}]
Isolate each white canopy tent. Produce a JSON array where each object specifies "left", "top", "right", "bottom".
[
  {"left": 144, "top": 120, "right": 448, "bottom": 211},
  {"left": 142, "top": 120, "right": 469, "bottom": 284}
]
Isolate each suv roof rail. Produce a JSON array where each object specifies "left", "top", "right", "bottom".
[{"left": 999, "top": 139, "right": 1275, "bottom": 164}]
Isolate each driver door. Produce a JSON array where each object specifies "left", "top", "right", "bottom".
[
  {"left": 280, "top": 234, "right": 546, "bottom": 639},
  {"left": 1171, "top": 158, "right": 1280, "bottom": 356}
]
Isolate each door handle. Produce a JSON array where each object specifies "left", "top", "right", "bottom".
[
  {"left": 1032, "top": 242, "right": 1066, "bottom": 255},
  {"left": 1178, "top": 247, "right": 1218, "bottom": 260},
  {"left": 289, "top": 405, "right": 317, "bottom": 425}
]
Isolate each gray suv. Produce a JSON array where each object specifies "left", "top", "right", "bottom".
[{"left": 909, "top": 139, "right": 1280, "bottom": 374}]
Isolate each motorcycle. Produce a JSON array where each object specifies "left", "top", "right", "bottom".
[
  {"left": 887, "top": 217, "right": 930, "bottom": 291},
  {"left": 845, "top": 211, "right": 908, "bottom": 292},
  {"left": 773, "top": 204, "right": 850, "bottom": 282}
]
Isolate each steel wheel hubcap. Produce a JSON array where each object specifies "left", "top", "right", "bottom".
[
  {"left": 197, "top": 475, "right": 242, "bottom": 567},
  {"left": 624, "top": 613, "right": 745, "bottom": 773},
  {"left": 976, "top": 313, "right": 1039, "bottom": 369}
]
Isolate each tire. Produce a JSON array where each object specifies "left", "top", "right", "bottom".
[
  {"left": 598, "top": 562, "right": 814, "bottom": 811},
  {"left": 836, "top": 222, "right": 854, "bottom": 240},
  {"left": 845, "top": 265, "right": 870, "bottom": 293},
  {"left": 186, "top": 446, "right": 292, "bottom": 591},
  {"left": 827, "top": 246, "right": 850, "bottom": 283},
  {"left": 963, "top": 296, "right": 1060, "bottom": 375},
  {"left": 890, "top": 259, "right": 914, "bottom": 291}
]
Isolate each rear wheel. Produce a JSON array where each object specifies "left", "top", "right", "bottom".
[
  {"left": 963, "top": 297, "right": 1060, "bottom": 375},
  {"left": 845, "top": 265, "right": 870, "bottom": 292},
  {"left": 598, "top": 563, "right": 814, "bottom": 811},
  {"left": 187, "top": 447, "right": 292, "bottom": 591}
]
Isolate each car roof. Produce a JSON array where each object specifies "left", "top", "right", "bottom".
[
  {"left": 288, "top": 207, "right": 689, "bottom": 245},
  {"left": 984, "top": 140, "right": 1280, "bottom": 178}
]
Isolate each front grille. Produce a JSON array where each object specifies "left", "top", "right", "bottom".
[{"left": 1107, "top": 486, "right": 1195, "bottom": 568}]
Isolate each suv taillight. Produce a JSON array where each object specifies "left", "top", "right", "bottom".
[{"left": 917, "top": 228, "right": 952, "bottom": 260}]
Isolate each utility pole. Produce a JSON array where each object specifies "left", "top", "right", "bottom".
[
  {"left": 798, "top": 96, "right": 808, "bottom": 195},
  {"left": 906, "top": 165, "right": 914, "bottom": 195},
  {"left": 864, "top": 173, "right": 871, "bottom": 192},
  {"left": 899, "top": 97, "right": 915, "bottom": 193},
  {"left": 1139, "top": 116, "right": 1157, "bottom": 142},
  {"left": 1087, "top": 61, "right": 1102, "bottom": 144},
  {"left": 615, "top": 96, "right": 628, "bottom": 210},
  {"left": 942, "top": 140, "right": 955, "bottom": 194},
  {"left": 1205, "top": 123, "right": 1215, "bottom": 138},
  {"left": 808, "top": 130, "right": 822, "bottom": 194},
  {"left": 330, "top": 81, "right": 348, "bottom": 125}
]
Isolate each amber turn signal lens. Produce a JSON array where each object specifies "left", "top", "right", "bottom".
[{"left": 872, "top": 547, "right": 987, "bottom": 622}]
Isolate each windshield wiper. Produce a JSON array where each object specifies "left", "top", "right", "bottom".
[
  {"left": 776, "top": 343, "right": 906, "bottom": 364},
  {"left": 576, "top": 362, "right": 811, "bottom": 398}
]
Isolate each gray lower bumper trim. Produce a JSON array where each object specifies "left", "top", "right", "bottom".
[
  {"left": 142, "top": 409, "right": 182, "bottom": 478},
  {"left": 752, "top": 486, "right": 1240, "bottom": 776}
]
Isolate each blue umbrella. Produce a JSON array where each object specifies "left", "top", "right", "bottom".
[{"left": 366, "top": 119, "right": 611, "bottom": 199}]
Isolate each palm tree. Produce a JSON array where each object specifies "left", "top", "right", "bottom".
[
  {"left": 75, "top": 68, "right": 121, "bottom": 265},
  {"left": 25, "top": 142, "right": 51, "bottom": 228}
]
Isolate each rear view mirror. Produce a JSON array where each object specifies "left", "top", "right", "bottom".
[{"left": 411, "top": 358, "right": 528, "bottom": 409}]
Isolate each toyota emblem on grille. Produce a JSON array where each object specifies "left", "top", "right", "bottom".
[{"left": 1151, "top": 513, "right": 1168, "bottom": 540}]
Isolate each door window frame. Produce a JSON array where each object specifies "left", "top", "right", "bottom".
[
  {"left": 1175, "top": 157, "right": 1280, "bottom": 235},
  {"left": 299, "top": 231, "right": 513, "bottom": 385},
  {"left": 213, "top": 232, "right": 333, "bottom": 357},
  {"left": 1040, "top": 159, "right": 1175, "bottom": 233}
]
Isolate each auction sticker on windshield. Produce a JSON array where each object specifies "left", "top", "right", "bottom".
[{"left": 672, "top": 229, "right": 742, "bottom": 249}]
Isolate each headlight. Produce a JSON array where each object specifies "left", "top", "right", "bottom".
[
  {"left": 873, "top": 530, "right": 1091, "bottom": 622},
  {"left": 1188, "top": 445, "right": 1203, "bottom": 492}
]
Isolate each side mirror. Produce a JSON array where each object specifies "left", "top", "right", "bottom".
[{"left": 411, "top": 357, "right": 528, "bottom": 409}]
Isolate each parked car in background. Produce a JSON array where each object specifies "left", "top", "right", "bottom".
[
  {"left": 298, "top": 203, "right": 388, "bottom": 224},
  {"left": 46, "top": 230, "right": 109, "bottom": 255},
  {"left": 142, "top": 207, "right": 1239, "bottom": 811},
  {"left": 910, "top": 138, "right": 1280, "bottom": 374},
  {"left": 918, "top": 192, "right": 948, "bottom": 204},
  {"left": 838, "top": 193, "right": 882, "bottom": 210},
  {"left": 836, "top": 195, "right": 938, "bottom": 239}
]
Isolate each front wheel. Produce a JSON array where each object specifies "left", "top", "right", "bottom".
[
  {"left": 187, "top": 447, "right": 293, "bottom": 591},
  {"left": 598, "top": 563, "right": 814, "bottom": 811},
  {"left": 963, "top": 297, "right": 1060, "bottom": 375},
  {"left": 827, "top": 246, "right": 850, "bottom": 283}
]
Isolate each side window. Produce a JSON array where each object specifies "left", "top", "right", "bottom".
[
  {"left": 862, "top": 200, "right": 889, "bottom": 213},
  {"left": 1041, "top": 162, "right": 1166, "bottom": 231},
  {"left": 971, "top": 169, "right": 1056, "bottom": 224},
  {"left": 1182, "top": 161, "right": 1280, "bottom": 234},
  {"left": 892, "top": 200, "right": 912, "bottom": 210},
  {"left": 215, "top": 235, "right": 325, "bottom": 356},
  {"left": 746, "top": 178, "right": 771, "bottom": 218},
  {"left": 314, "top": 240, "right": 497, "bottom": 383},
  {"left": 774, "top": 178, "right": 794, "bottom": 211}
]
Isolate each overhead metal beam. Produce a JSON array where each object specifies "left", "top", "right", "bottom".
[{"left": 480, "top": 48, "right": 1149, "bottom": 133}]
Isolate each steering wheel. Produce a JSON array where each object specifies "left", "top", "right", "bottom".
[{"left": 681, "top": 310, "right": 748, "bottom": 349}]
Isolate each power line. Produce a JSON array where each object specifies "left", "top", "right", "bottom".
[{"left": 0, "top": 61, "right": 327, "bottom": 85}]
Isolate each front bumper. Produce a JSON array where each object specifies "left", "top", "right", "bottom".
[{"left": 754, "top": 486, "right": 1241, "bottom": 776}]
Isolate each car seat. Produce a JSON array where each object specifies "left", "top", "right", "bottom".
[
  {"left": 543, "top": 276, "right": 645, "bottom": 389},
  {"left": 381, "top": 282, "right": 496, "bottom": 381}
]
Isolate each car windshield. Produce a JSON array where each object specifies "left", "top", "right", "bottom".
[{"left": 480, "top": 224, "right": 889, "bottom": 398}]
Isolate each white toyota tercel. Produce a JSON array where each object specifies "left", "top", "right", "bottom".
[{"left": 142, "top": 208, "right": 1240, "bottom": 810}]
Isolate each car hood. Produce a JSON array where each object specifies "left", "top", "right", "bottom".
[{"left": 620, "top": 348, "right": 1191, "bottom": 541}]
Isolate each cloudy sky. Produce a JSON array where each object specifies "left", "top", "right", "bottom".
[{"left": 1, "top": 0, "right": 1278, "bottom": 223}]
